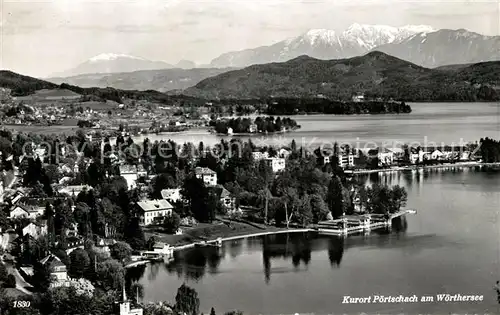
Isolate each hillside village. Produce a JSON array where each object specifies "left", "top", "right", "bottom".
[
  {"left": 0, "top": 122, "right": 485, "bottom": 300},
  {"left": 0, "top": 79, "right": 489, "bottom": 313}
]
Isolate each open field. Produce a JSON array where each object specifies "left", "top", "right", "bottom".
[{"left": 2, "top": 124, "right": 78, "bottom": 135}]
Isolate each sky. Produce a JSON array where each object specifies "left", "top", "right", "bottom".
[{"left": 1, "top": 0, "right": 499, "bottom": 78}]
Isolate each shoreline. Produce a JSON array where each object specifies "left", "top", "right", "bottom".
[
  {"left": 172, "top": 228, "right": 312, "bottom": 251},
  {"left": 346, "top": 162, "right": 500, "bottom": 175},
  {"left": 125, "top": 228, "right": 313, "bottom": 269}
]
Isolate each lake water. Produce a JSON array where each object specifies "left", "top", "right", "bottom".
[
  {"left": 131, "top": 167, "right": 500, "bottom": 314},
  {"left": 131, "top": 102, "right": 500, "bottom": 148},
  {"left": 130, "top": 102, "right": 500, "bottom": 314}
]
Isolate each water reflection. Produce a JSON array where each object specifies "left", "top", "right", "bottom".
[
  {"left": 128, "top": 223, "right": 412, "bottom": 285},
  {"left": 327, "top": 237, "right": 344, "bottom": 267}
]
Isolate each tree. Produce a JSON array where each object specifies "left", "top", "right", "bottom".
[
  {"left": 0, "top": 263, "right": 8, "bottom": 283},
  {"left": 174, "top": 283, "right": 200, "bottom": 315},
  {"left": 124, "top": 217, "right": 146, "bottom": 250},
  {"left": 96, "top": 259, "right": 125, "bottom": 291},
  {"left": 327, "top": 175, "right": 344, "bottom": 218},
  {"left": 5, "top": 274, "right": 16, "bottom": 288},
  {"left": 146, "top": 236, "right": 157, "bottom": 250},
  {"left": 44, "top": 164, "right": 61, "bottom": 183},
  {"left": 32, "top": 262, "right": 51, "bottom": 292},
  {"left": 310, "top": 194, "right": 329, "bottom": 223},
  {"left": 68, "top": 248, "right": 90, "bottom": 279},
  {"left": 182, "top": 175, "right": 211, "bottom": 222},
  {"left": 390, "top": 185, "right": 408, "bottom": 213},
  {"left": 73, "top": 202, "right": 91, "bottom": 237},
  {"left": 296, "top": 194, "right": 313, "bottom": 226},
  {"left": 110, "top": 241, "right": 132, "bottom": 262},
  {"left": 163, "top": 213, "right": 181, "bottom": 234},
  {"left": 210, "top": 307, "right": 216, "bottom": 315}
]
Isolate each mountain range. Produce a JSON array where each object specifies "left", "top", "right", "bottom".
[
  {"left": 50, "top": 53, "right": 198, "bottom": 78},
  {"left": 47, "top": 67, "right": 236, "bottom": 92},
  {"left": 2, "top": 51, "right": 500, "bottom": 103},
  {"left": 209, "top": 24, "right": 435, "bottom": 68},
  {"left": 374, "top": 29, "right": 500, "bottom": 68},
  {"left": 209, "top": 24, "right": 500, "bottom": 69},
  {"left": 183, "top": 51, "right": 500, "bottom": 101},
  {"left": 45, "top": 24, "right": 500, "bottom": 92}
]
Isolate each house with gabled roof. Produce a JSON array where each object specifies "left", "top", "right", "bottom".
[
  {"left": 9, "top": 205, "right": 40, "bottom": 219},
  {"left": 40, "top": 254, "right": 68, "bottom": 282},
  {"left": 208, "top": 185, "right": 236, "bottom": 211},
  {"left": 194, "top": 167, "right": 217, "bottom": 186},
  {"left": 21, "top": 221, "right": 47, "bottom": 238},
  {"left": 136, "top": 199, "right": 173, "bottom": 226}
]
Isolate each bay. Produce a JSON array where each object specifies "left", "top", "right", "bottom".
[{"left": 133, "top": 168, "right": 500, "bottom": 314}]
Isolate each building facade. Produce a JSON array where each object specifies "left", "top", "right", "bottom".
[
  {"left": 195, "top": 167, "right": 217, "bottom": 186},
  {"left": 137, "top": 199, "right": 173, "bottom": 226}
]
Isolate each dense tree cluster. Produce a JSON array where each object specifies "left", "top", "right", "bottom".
[
  {"left": 479, "top": 138, "right": 500, "bottom": 163},
  {"left": 266, "top": 98, "right": 412, "bottom": 115},
  {"left": 212, "top": 116, "right": 299, "bottom": 133}
]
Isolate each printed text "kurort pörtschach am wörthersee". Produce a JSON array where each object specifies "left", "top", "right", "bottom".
[{"left": 342, "top": 294, "right": 484, "bottom": 304}]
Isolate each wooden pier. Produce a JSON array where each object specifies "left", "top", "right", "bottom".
[{"left": 316, "top": 209, "right": 417, "bottom": 236}]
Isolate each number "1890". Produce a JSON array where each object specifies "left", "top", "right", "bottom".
[{"left": 13, "top": 300, "right": 31, "bottom": 308}]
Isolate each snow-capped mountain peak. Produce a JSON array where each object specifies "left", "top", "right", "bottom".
[
  {"left": 89, "top": 53, "right": 145, "bottom": 62},
  {"left": 302, "top": 29, "right": 338, "bottom": 46},
  {"left": 209, "top": 23, "right": 438, "bottom": 68}
]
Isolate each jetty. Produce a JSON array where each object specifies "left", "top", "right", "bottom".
[
  {"left": 195, "top": 237, "right": 223, "bottom": 248},
  {"left": 316, "top": 209, "right": 417, "bottom": 236}
]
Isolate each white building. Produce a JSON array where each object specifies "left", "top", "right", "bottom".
[
  {"left": 264, "top": 157, "right": 286, "bottom": 173},
  {"left": 338, "top": 154, "right": 355, "bottom": 168},
  {"left": 152, "top": 242, "right": 173, "bottom": 255},
  {"left": 118, "top": 285, "right": 143, "bottom": 315},
  {"left": 119, "top": 165, "right": 146, "bottom": 190},
  {"left": 9, "top": 205, "right": 41, "bottom": 219},
  {"left": 252, "top": 151, "right": 269, "bottom": 161},
  {"left": 277, "top": 148, "right": 291, "bottom": 159},
  {"left": 352, "top": 95, "right": 365, "bottom": 102},
  {"left": 40, "top": 254, "right": 68, "bottom": 282},
  {"left": 431, "top": 149, "right": 445, "bottom": 160},
  {"left": 137, "top": 199, "right": 173, "bottom": 226},
  {"left": 160, "top": 188, "right": 182, "bottom": 203},
  {"left": 410, "top": 153, "right": 420, "bottom": 164},
  {"left": 22, "top": 222, "right": 47, "bottom": 238},
  {"left": 195, "top": 167, "right": 217, "bottom": 186},
  {"left": 58, "top": 185, "right": 92, "bottom": 196},
  {"left": 377, "top": 149, "right": 395, "bottom": 167}
]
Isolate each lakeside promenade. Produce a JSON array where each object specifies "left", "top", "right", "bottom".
[{"left": 346, "top": 161, "right": 500, "bottom": 175}]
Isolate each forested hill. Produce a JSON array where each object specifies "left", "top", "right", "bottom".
[
  {"left": 183, "top": 51, "right": 500, "bottom": 101},
  {"left": 0, "top": 70, "right": 204, "bottom": 105}
]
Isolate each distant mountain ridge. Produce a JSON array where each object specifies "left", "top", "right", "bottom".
[
  {"left": 47, "top": 67, "right": 237, "bottom": 92},
  {"left": 372, "top": 29, "right": 500, "bottom": 68},
  {"left": 185, "top": 51, "right": 500, "bottom": 101},
  {"left": 51, "top": 53, "right": 198, "bottom": 78},
  {"left": 209, "top": 25, "right": 500, "bottom": 69},
  {"left": 209, "top": 24, "right": 435, "bottom": 68}
]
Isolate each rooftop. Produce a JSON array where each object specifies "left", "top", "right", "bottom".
[
  {"left": 40, "top": 254, "right": 66, "bottom": 268},
  {"left": 160, "top": 188, "right": 181, "bottom": 200},
  {"left": 195, "top": 167, "right": 216, "bottom": 175},
  {"left": 137, "top": 199, "right": 173, "bottom": 212}
]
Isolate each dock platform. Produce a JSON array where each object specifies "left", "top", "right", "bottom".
[{"left": 316, "top": 209, "right": 416, "bottom": 236}]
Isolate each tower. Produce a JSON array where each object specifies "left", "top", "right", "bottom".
[{"left": 119, "top": 283, "right": 130, "bottom": 315}]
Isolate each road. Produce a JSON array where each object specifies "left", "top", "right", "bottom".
[{"left": 2, "top": 259, "right": 33, "bottom": 295}]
